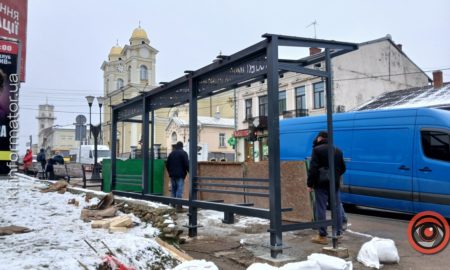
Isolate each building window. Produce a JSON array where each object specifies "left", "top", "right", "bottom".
[
  {"left": 295, "top": 86, "right": 308, "bottom": 116},
  {"left": 313, "top": 82, "right": 325, "bottom": 109},
  {"left": 259, "top": 95, "right": 268, "bottom": 117},
  {"left": 140, "top": 65, "right": 148, "bottom": 81},
  {"left": 219, "top": 133, "right": 226, "bottom": 147},
  {"left": 279, "top": 91, "right": 286, "bottom": 115},
  {"left": 127, "top": 66, "right": 131, "bottom": 83},
  {"left": 116, "top": 78, "right": 124, "bottom": 90},
  {"left": 245, "top": 98, "right": 252, "bottom": 120},
  {"left": 421, "top": 130, "right": 450, "bottom": 162},
  {"left": 171, "top": 132, "right": 177, "bottom": 144}
]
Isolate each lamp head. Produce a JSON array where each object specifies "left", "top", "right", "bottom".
[
  {"left": 85, "top": 95, "right": 95, "bottom": 107},
  {"left": 96, "top": 96, "right": 105, "bottom": 107}
]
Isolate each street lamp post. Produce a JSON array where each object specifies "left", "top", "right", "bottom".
[
  {"left": 97, "top": 96, "right": 104, "bottom": 145},
  {"left": 85, "top": 95, "right": 95, "bottom": 143},
  {"left": 85, "top": 95, "right": 102, "bottom": 180}
]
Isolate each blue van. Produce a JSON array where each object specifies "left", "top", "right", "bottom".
[{"left": 280, "top": 108, "right": 450, "bottom": 217}]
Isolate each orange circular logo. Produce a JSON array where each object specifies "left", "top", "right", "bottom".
[{"left": 408, "top": 211, "right": 450, "bottom": 254}]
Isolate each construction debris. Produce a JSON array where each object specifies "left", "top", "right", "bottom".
[
  {"left": 81, "top": 206, "right": 118, "bottom": 222},
  {"left": 40, "top": 180, "right": 68, "bottom": 193},
  {"left": 92, "top": 192, "right": 114, "bottom": 210},
  {"left": 68, "top": 198, "right": 80, "bottom": 207},
  {"left": 91, "top": 216, "right": 133, "bottom": 230},
  {"left": 81, "top": 193, "right": 119, "bottom": 222},
  {"left": 0, "top": 225, "right": 32, "bottom": 236},
  {"left": 156, "top": 237, "right": 193, "bottom": 262}
]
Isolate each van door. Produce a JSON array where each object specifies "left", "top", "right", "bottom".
[
  {"left": 413, "top": 128, "right": 450, "bottom": 216},
  {"left": 349, "top": 126, "right": 414, "bottom": 212}
]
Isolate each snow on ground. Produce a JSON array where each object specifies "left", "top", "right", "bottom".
[{"left": 0, "top": 176, "right": 212, "bottom": 270}]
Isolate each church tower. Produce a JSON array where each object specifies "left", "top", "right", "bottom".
[
  {"left": 36, "top": 104, "right": 56, "bottom": 149},
  {"left": 100, "top": 26, "right": 158, "bottom": 153}
]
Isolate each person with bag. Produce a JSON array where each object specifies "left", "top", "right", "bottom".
[{"left": 307, "top": 131, "right": 346, "bottom": 244}]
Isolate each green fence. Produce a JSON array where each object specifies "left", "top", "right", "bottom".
[{"left": 102, "top": 159, "right": 165, "bottom": 194}]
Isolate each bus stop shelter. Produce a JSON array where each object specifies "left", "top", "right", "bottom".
[{"left": 110, "top": 33, "right": 358, "bottom": 258}]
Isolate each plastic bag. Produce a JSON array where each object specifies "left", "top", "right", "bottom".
[
  {"left": 307, "top": 253, "right": 353, "bottom": 270},
  {"left": 281, "top": 260, "right": 321, "bottom": 270},
  {"left": 357, "top": 237, "right": 400, "bottom": 269},
  {"left": 373, "top": 237, "right": 400, "bottom": 263}
]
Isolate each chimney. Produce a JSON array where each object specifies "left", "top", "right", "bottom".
[
  {"left": 396, "top": 44, "right": 402, "bottom": 51},
  {"left": 309, "top": 47, "right": 321, "bottom": 56},
  {"left": 433, "top": 70, "right": 443, "bottom": 88}
]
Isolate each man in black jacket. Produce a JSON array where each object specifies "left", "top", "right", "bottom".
[
  {"left": 166, "top": 142, "right": 189, "bottom": 209},
  {"left": 307, "top": 131, "right": 346, "bottom": 244}
]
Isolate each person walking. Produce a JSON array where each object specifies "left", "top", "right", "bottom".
[
  {"left": 307, "top": 131, "right": 346, "bottom": 244},
  {"left": 23, "top": 149, "right": 33, "bottom": 175},
  {"left": 166, "top": 141, "right": 189, "bottom": 211},
  {"left": 312, "top": 134, "right": 348, "bottom": 231},
  {"left": 36, "top": 149, "right": 47, "bottom": 179}
]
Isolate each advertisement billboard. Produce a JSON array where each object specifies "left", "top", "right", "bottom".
[
  {"left": 0, "top": 39, "right": 19, "bottom": 175},
  {"left": 0, "top": 0, "right": 27, "bottom": 81}
]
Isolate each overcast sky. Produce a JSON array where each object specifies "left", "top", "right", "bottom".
[{"left": 18, "top": 0, "right": 450, "bottom": 154}]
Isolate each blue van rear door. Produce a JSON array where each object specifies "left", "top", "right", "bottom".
[
  {"left": 414, "top": 128, "right": 450, "bottom": 216},
  {"left": 349, "top": 112, "right": 414, "bottom": 212}
]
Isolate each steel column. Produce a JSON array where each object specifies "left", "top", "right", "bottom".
[
  {"left": 325, "top": 48, "right": 339, "bottom": 249},
  {"left": 142, "top": 97, "right": 150, "bottom": 194},
  {"left": 188, "top": 76, "right": 198, "bottom": 237},
  {"left": 150, "top": 107, "right": 155, "bottom": 194},
  {"left": 266, "top": 35, "right": 283, "bottom": 258},
  {"left": 111, "top": 111, "right": 118, "bottom": 191}
]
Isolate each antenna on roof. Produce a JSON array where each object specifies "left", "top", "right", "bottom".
[
  {"left": 139, "top": 20, "right": 141, "bottom": 28},
  {"left": 306, "top": 20, "right": 318, "bottom": 39}
]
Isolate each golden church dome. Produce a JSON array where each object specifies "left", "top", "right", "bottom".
[
  {"left": 108, "top": 45, "right": 123, "bottom": 58},
  {"left": 129, "top": 27, "right": 150, "bottom": 45}
]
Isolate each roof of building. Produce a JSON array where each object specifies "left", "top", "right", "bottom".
[
  {"left": 168, "top": 116, "right": 235, "bottom": 129},
  {"left": 355, "top": 83, "right": 450, "bottom": 111},
  {"left": 130, "top": 27, "right": 150, "bottom": 44},
  {"left": 108, "top": 45, "right": 123, "bottom": 57}
]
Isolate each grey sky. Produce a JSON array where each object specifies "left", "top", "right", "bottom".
[{"left": 18, "top": 0, "right": 450, "bottom": 153}]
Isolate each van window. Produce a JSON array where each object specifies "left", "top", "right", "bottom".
[{"left": 421, "top": 130, "right": 450, "bottom": 162}]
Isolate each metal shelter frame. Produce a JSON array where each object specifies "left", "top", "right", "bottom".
[{"left": 110, "top": 33, "right": 358, "bottom": 258}]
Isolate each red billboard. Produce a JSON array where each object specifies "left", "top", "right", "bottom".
[{"left": 0, "top": 0, "right": 27, "bottom": 81}]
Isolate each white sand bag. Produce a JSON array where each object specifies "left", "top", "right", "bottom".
[
  {"left": 307, "top": 253, "right": 353, "bottom": 270},
  {"left": 357, "top": 237, "right": 400, "bottom": 269},
  {"left": 172, "top": 259, "right": 218, "bottom": 270},
  {"left": 357, "top": 239, "right": 380, "bottom": 269},
  {"left": 372, "top": 237, "right": 400, "bottom": 263},
  {"left": 247, "top": 263, "right": 277, "bottom": 270},
  {"left": 281, "top": 260, "right": 321, "bottom": 270}
]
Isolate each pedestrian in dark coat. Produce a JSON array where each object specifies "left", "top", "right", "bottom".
[
  {"left": 36, "top": 149, "right": 47, "bottom": 178},
  {"left": 166, "top": 141, "right": 189, "bottom": 206},
  {"left": 307, "top": 131, "right": 346, "bottom": 245},
  {"left": 45, "top": 158, "right": 55, "bottom": 180}
]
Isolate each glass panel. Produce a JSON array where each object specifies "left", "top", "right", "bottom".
[
  {"left": 279, "top": 91, "right": 286, "bottom": 115},
  {"left": 421, "top": 130, "right": 450, "bottom": 162},
  {"left": 259, "top": 95, "right": 268, "bottom": 116}
]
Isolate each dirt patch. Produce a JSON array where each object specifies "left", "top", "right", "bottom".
[{"left": 181, "top": 237, "right": 254, "bottom": 270}]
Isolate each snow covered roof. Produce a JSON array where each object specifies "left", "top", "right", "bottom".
[
  {"left": 355, "top": 83, "right": 450, "bottom": 111},
  {"left": 168, "top": 116, "right": 235, "bottom": 129}
]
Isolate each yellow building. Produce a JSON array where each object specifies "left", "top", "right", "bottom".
[{"left": 101, "top": 27, "right": 235, "bottom": 157}]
